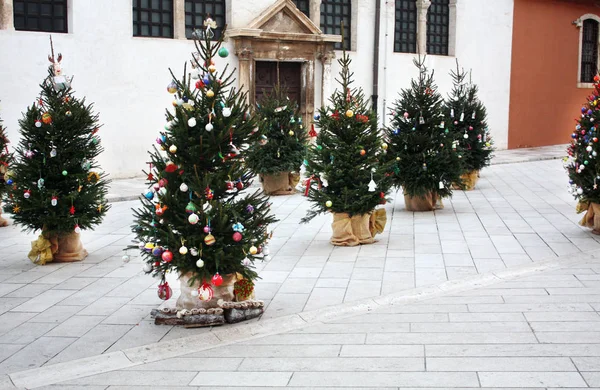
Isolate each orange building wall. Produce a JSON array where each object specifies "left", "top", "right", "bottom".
[{"left": 508, "top": 0, "right": 598, "bottom": 148}]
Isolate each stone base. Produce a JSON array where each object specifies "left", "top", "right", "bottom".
[{"left": 151, "top": 300, "right": 264, "bottom": 327}]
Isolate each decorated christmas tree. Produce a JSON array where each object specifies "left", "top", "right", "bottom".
[
  {"left": 301, "top": 48, "right": 391, "bottom": 246},
  {"left": 132, "top": 20, "right": 276, "bottom": 324},
  {"left": 0, "top": 112, "right": 10, "bottom": 227},
  {"left": 245, "top": 86, "right": 307, "bottom": 195},
  {"left": 567, "top": 74, "right": 600, "bottom": 234},
  {"left": 445, "top": 61, "right": 493, "bottom": 190},
  {"left": 384, "top": 57, "right": 463, "bottom": 211},
  {"left": 3, "top": 40, "right": 109, "bottom": 264}
]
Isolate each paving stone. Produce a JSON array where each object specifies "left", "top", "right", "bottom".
[
  {"left": 478, "top": 372, "right": 587, "bottom": 387},
  {"left": 330, "top": 313, "right": 449, "bottom": 323},
  {"left": 242, "top": 333, "right": 366, "bottom": 345},
  {"left": 239, "top": 356, "right": 424, "bottom": 372},
  {"left": 0, "top": 336, "right": 76, "bottom": 375},
  {"left": 304, "top": 287, "right": 346, "bottom": 311},
  {"left": 46, "top": 315, "right": 106, "bottom": 337},
  {"left": 10, "top": 289, "right": 76, "bottom": 313},
  {"left": 426, "top": 344, "right": 600, "bottom": 357},
  {"left": 61, "top": 370, "right": 197, "bottom": 386},
  {"left": 584, "top": 372, "right": 600, "bottom": 386},
  {"left": 0, "top": 321, "right": 58, "bottom": 344},
  {"left": 368, "top": 332, "right": 537, "bottom": 344},
  {"left": 190, "top": 371, "right": 292, "bottom": 386},
  {"left": 288, "top": 371, "right": 479, "bottom": 387},
  {"left": 29, "top": 305, "right": 84, "bottom": 323},
  {"left": 411, "top": 321, "right": 530, "bottom": 333},
  {"left": 426, "top": 357, "right": 576, "bottom": 371}
]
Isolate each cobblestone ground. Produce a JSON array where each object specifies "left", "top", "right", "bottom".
[{"left": 2, "top": 154, "right": 600, "bottom": 388}]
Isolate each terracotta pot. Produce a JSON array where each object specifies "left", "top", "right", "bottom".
[{"left": 177, "top": 272, "right": 237, "bottom": 310}]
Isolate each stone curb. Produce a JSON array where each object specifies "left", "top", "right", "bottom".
[
  {"left": 8, "top": 249, "right": 600, "bottom": 389},
  {"left": 491, "top": 155, "right": 563, "bottom": 165}
]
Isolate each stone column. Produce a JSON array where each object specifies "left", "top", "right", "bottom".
[
  {"left": 416, "top": 0, "right": 431, "bottom": 55},
  {"left": 302, "top": 60, "right": 315, "bottom": 123},
  {"left": 173, "top": 0, "right": 186, "bottom": 39},
  {"left": 448, "top": 0, "right": 457, "bottom": 56},
  {"left": 310, "top": 0, "right": 321, "bottom": 29},
  {"left": 0, "top": 0, "right": 14, "bottom": 31},
  {"left": 320, "top": 51, "right": 335, "bottom": 107},
  {"left": 236, "top": 45, "right": 254, "bottom": 105}
]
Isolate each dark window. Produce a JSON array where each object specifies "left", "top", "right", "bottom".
[
  {"left": 133, "top": 0, "right": 173, "bottom": 38},
  {"left": 320, "top": 0, "right": 351, "bottom": 50},
  {"left": 185, "top": 0, "right": 225, "bottom": 40},
  {"left": 426, "top": 0, "right": 449, "bottom": 55},
  {"left": 13, "top": 0, "right": 67, "bottom": 33},
  {"left": 291, "top": 0, "right": 310, "bottom": 18},
  {"left": 394, "top": 0, "right": 417, "bottom": 53},
  {"left": 581, "top": 19, "right": 599, "bottom": 83}
]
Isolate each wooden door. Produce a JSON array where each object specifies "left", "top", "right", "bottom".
[{"left": 255, "top": 61, "right": 302, "bottom": 107}]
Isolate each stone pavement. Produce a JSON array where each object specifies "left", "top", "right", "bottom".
[
  {"left": 1, "top": 144, "right": 598, "bottom": 388},
  {"left": 6, "top": 243, "right": 600, "bottom": 389}
]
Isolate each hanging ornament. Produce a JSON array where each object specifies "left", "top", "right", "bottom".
[
  {"left": 65, "top": 110, "right": 72, "bottom": 118},
  {"left": 249, "top": 245, "right": 258, "bottom": 255},
  {"left": 211, "top": 273, "right": 223, "bottom": 286},
  {"left": 222, "top": 107, "right": 232, "bottom": 117},
  {"left": 346, "top": 109, "right": 354, "bottom": 118},
  {"left": 24, "top": 190, "right": 31, "bottom": 199},
  {"left": 188, "top": 213, "right": 199, "bottom": 225},
  {"left": 419, "top": 116, "right": 425, "bottom": 124},
  {"left": 309, "top": 124, "right": 318, "bottom": 137},
  {"left": 190, "top": 247, "right": 199, "bottom": 256},
  {"left": 198, "top": 283, "right": 213, "bottom": 301},
  {"left": 259, "top": 135, "right": 268, "bottom": 145},
  {"left": 144, "top": 242, "right": 155, "bottom": 252},
  {"left": 403, "top": 112, "right": 409, "bottom": 120},
  {"left": 368, "top": 174, "right": 377, "bottom": 192},
  {"left": 74, "top": 224, "right": 82, "bottom": 234},
  {"left": 195, "top": 258, "right": 205, "bottom": 268},
  {"left": 246, "top": 204, "right": 255, "bottom": 214},
  {"left": 51, "top": 196, "right": 58, "bottom": 206},
  {"left": 50, "top": 145, "right": 57, "bottom": 158},
  {"left": 288, "top": 130, "right": 295, "bottom": 136},
  {"left": 179, "top": 246, "right": 188, "bottom": 255},
  {"left": 180, "top": 183, "right": 189, "bottom": 192},
  {"left": 142, "top": 262, "right": 153, "bottom": 273},
  {"left": 242, "top": 257, "right": 251, "bottom": 266},
  {"left": 25, "top": 149, "right": 34, "bottom": 158},
  {"left": 206, "top": 90, "right": 215, "bottom": 98},
  {"left": 472, "top": 112, "right": 476, "bottom": 119},
  {"left": 165, "top": 161, "right": 177, "bottom": 173},
  {"left": 155, "top": 203, "right": 168, "bottom": 216},
  {"left": 62, "top": 170, "right": 68, "bottom": 176},
  {"left": 145, "top": 190, "right": 154, "bottom": 199},
  {"left": 325, "top": 200, "right": 333, "bottom": 208},
  {"left": 208, "top": 65, "right": 217, "bottom": 73},
  {"left": 122, "top": 254, "right": 131, "bottom": 263},
  {"left": 232, "top": 222, "right": 245, "bottom": 232},
  {"left": 218, "top": 46, "right": 229, "bottom": 58},
  {"left": 167, "top": 81, "right": 178, "bottom": 94},
  {"left": 203, "top": 224, "right": 212, "bottom": 233},
  {"left": 169, "top": 145, "right": 177, "bottom": 154},
  {"left": 152, "top": 246, "right": 164, "bottom": 257},
  {"left": 42, "top": 113, "right": 52, "bottom": 124},
  {"left": 233, "top": 232, "right": 242, "bottom": 242},
  {"left": 360, "top": 149, "right": 366, "bottom": 156},
  {"left": 205, "top": 123, "right": 214, "bottom": 131},
  {"left": 158, "top": 281, "right": 173, "bottom": 300},
  {"left": 422, "top": 163, "right": 427, "bottom": 171},
  {"left": 35, "top": 120, "right": 42, "bottom": 128},
  {"left": 204, "top": 233, "right": 216, "bottom": 246},
  {"left": 185, "top": 201, "right": 197, "bottom": 214},
  {"left": 381, "top": 143, "right": 388, "bottom": 150},
  {"left": 236, "top": 179, "right": 244, "bottom": 190},
  {"left": 463, "top": 133, "right": 468, "bottom": 139},
  {"left": 226, "top": 180, "right": 236, "bottom": 193},
  {"left": 161, "top": 250, "right": 173, "bottom": 263},
  {"left": 439, "top": 181, "right": 445, "bottom": 190},
  {"left": 205, "top": 186, "right": 214, "bottom": 200},
  {"left": 188, "top": 118, "right": 197, "bottom": 127},
  {"left": 459, "top": 112, "right": 465, "bottom": 122}
]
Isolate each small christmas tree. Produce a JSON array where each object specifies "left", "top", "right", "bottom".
[
  {"left": 245, "top": 86, "right": 307, "bottom": 195},
  {"left": 132, "top": 20, "right": 276, "bottom": 322},
  {"left": 4, "top": 39, "right": 109, "bottom": 264},
  {"left": 445, "top": 61, "right": 493, "bottom": 190},
  {"left": 567, "top": 74, "right": 600, "bottom": 234},
  {"left": 384, "top": 57, "right": 463, "bottom": 211},
  {"left": 0, "top": 112, "right": 10, "bottom": 227},
  {"left": 301, "top": 47, "right": 391, "bottom": 246}
]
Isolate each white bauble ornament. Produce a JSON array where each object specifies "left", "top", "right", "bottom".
[
  {"left": 205, "top": 123, "right": 214, "bottom": 132},
  {"left": 142, "top": 263, "right": 153, "bottom": 273},
  {"left": 158, "top": 187, "right": 167, "bottom": 196},
  {"left": 262, "top": 246, "right": 270, "bottom": 255},
  {"left": 587, "top": 146, "right": 593, "bottom": 152},
  {"left": 190, "top": 247, "right": 199, "bottom": 256},
  {"left": 577, "top": 188, "right": 584, "bottom": 194},
  {"left": 196, "top": 259, "right": 205, "bottom": 268},
  {"left": 122, "top": 255, "right": 131, "bottom": 263},
  {"left": 169, "top": 145, "right": 177, "bottom": 153},
  {"left": 242, "top": 258, "right": 251, "bottom": 266},
  {"left": 180, "top": 183, "right": 189, "bottom": 192},
  {"left": 222, "top": 107, "right": 232, "bottom": 117},
  {"left": 463, "top": 133, "right": 469, "bottom": 139},
  {"left": 179, "top": 246, "right": 188, "bottom": 255},
  {"left": 188, "top": 213, "right": 199, "bottom": 225},
  {"left": 188, "top": 118, "right": 197, "bottom": 127}
]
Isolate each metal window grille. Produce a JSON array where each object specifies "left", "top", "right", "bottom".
[
  {"left": 581, "top": 19, "right": 599, "bottom": 83},
  {"left": 291, "top": 0, "right": 310, "bottom": 18},
  {"left": 320, "top": 0, "right": 351, "bottom": 50},
  {"left": 185, "top": 0, "right": 225, "bottom": 39},
  {"left": 133, "top": 0, "right": 173, "bottom": 38},
  {"left": 426, "top": 0, "right": 449, "bottom": 56},
  {"left": 13, "top": 0, "right": 67, "bottom": 33},
  {"left": 394, "top": 0, "right": 417, "bottom": 53}
]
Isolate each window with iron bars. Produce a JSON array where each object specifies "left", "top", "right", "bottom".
[
  {"left": 581, "top": 19, "right": 599, "bottom": 83},
  {"left": 133, "top": 0, "right": 174, "bottom": 38},
  {"left": 426, "top": 0, "right": 449, "bottom": 55},
  {"left": 320, "top": 0, "right": 351, "bottom": 50},
  {"left": 291, "top": 0, "right": 310, "bottom": 18},
  {"left": 394, "top": 0, "right": 417, "bottom": 53},
  {"left": 185, "top": 0, "right": 225, "bottom": 40},
  {"left": 13, "top": 0, "right": 67, "bottom": 33}
]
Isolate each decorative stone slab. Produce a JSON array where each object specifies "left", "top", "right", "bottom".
[
  {"left": 151, "top": 300, "right": 265, "bottom": 327},
  {"left": 224, "top": 307, "right": 264, "bottom": 323},
  {"left": 151, "top": 309, "right": 225, "bottom": 328}
]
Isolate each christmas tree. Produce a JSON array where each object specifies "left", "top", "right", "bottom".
[
  {"left": 567, "top": 74, "right": 600, "bottom": 234},
  {"left": 0, "top": 112, "right": 10, "bottom": 227},
  {"left": 445, "top": 61, "right": 493, "bottom": 190},
  {"left": 3, "top": 40, "right": 109, "bottom": 264},
  {"left": 245, "top": 86, "right": 307, "bottom": 195},
  {"left": 301, "top": 48, "right": 391, "bottom": 246},
  {"left": 384, "top": 57, "right": 463, "bottom": 211},
  {"left": 132, "top": 19, "right": 277, "bottom": 314}
]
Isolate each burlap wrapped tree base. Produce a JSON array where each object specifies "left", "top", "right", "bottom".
[
  {"left": 0, "top": 208, "right": 8, "bottom": 227},
  {"left": 152, "top": 272, "right": 263, "bottom": 327},
  {"left": 578, "top": 201, "right": 600, "bottom": 234},
  {"left": 330, "top": 210, "right": 387, "bottom": 246},
  {"left": 28, "top": 232, "right": 88, "bottom": 265},
  {"left": 453, "top": 170, "right": 479, "bottom": 191},
  {"left": 260, "top": 172, "right": 297, "bottom": 195},
  {"left": 404, "top": 192, "right": 444, "bottom": 212}
]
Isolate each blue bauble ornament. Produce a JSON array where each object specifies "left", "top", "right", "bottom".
[
  {"left": 583, "top": 107, "right": 588, "bottom": 113},
  {"left": 314, "top": 114, "right": 320, "bottom": 120},
  {"left": 572, "top": 133, "right": 577, "bottom": 139},
  {"left": 145, "top": 191, "right": 153, "bottom": 199},
  {"left": 183, "top": 96, "right": 189, "bottom": 102},
  {"left": 6, "top": 179, "right": 13, "bottom": 185},
  {"left": 588, "top": 109, "right": 593, "bottom": 115},
  {"left": 202, "top": 75, "right": 210, "bottom": 85}
]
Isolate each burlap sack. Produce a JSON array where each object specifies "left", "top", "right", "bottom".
[
  {"left": 289, "top": 172, "right": 300, "bottom": 188},
  {"left": 177, "top": 272, "right": 237, "bottom": 310},
  {"left": 404, "top": 193, "right": 435, "bottom": 211},
  {"left": 260, "top": 172, "right": 295, "bottom": 195},
  {"left": 369, "top": 209, "right": 387, "bottom": 237},
  {"left": 52, "top": 233, "right": 88, "bottom": 262},
  {"left": 460, "top": 170, "right": 479, "bottom": 191},
  {"left": 350, "top": 213, "right": 375, "bottom": 245},
  {"left": 579, "top": 202, "right": 600, "bottom": 234},
  {"left": 331, "top": 212, "right": 360, "bottom": 246},
  {"left": 0, "top": 208, "right": 8, "bottom": 227}
]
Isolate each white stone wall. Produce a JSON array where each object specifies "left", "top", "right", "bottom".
[{"left": 0, "top": 0, "right": 514, "bottom": 178}]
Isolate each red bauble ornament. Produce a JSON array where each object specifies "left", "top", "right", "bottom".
[
  {"left": 158, "top": 178, "right": 168, "bottom": 187},
  {"left": 594, "top": 137, "right": 598, "bottom": 143},
  {"left": 225, "top": 181, "right": 235, "bottom": 191},
  {"left": 212, "top": 273, "right": 223, "bottom": 286},
  {"left": 205, "top": 186, "right": 214, "bottom": 200},
  {"left": 198, "top": 283, "right": 214, "bottom": 301},
  {"left": 233, "top": 232, "right": 242, "bottom": 242},
  {"left": 165, "top": 162, "right": 177, "bottom": 173},
  {"left": 309, "top": 124, "right": 318, "bottom": 137},
  {"left": 236, "top": 180, "right": 244, "bottom": 190},
  {"left": 195, "top": 80, "right": 204, "bottom": 89},
  {"left": 161, "top": 250, "right": 173, "bottom": 263},
  {"left": 157, "top": 282, "right": 173, "bottom": 300}
]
